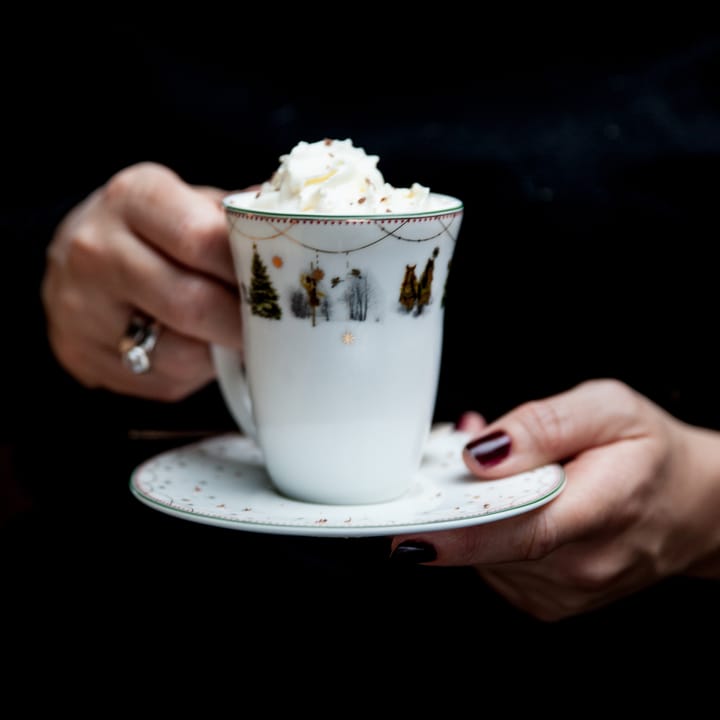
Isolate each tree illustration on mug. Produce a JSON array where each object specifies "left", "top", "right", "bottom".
[
  {"left": 249, "top": 244, "right": 282, "bottom": 319},
  {"left": 398, "top": 247, "right": 439, "bottom": 316},
  {"left": 399, "top": 264, "right": 418, "bottom": 313},
  {"left": 416, "top": 248, "right": 438, "bottom": 315}
]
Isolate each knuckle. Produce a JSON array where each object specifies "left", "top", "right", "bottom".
[
  {"left": 514, "top": 398, "right": 568, "bottom": 457},
  {"left": 514, "top": 580, "right": 598, "bottom": 622},
  {"left": 103, "top": 162, "right": 178, "bottom": 205},
  {"left": 174, "top": 211, "right": 220, "bottom": 264},
  {"left": 443, "top": 531, "right": 485, "bottom": 565},
  {"left": 59, "top": 290, "right": 85, "bottom": 319},
  {"left": 458, "top": 533, "right": 485, "bottom": 563},
  {"left": 582, "top": 377, "right": 638, "bottom": 407},
  {"left": 522, "top": 512, "right": 558, "bottom": 561},
  {"left": 582, "top": 377, "right": 649, "bottom": 436},
  {"left": 167, "top": 344, "right": 210, "bottom": 384},
  {"left": 565, "top": 553, "right": 623, "bottom": 593},
  {"left": 166, "top": 277, "right": 215, "bottom": 328},
  {"left": 103, "top": 166, "right": 139, "bottom": 203},
  {"left": 63, "top": 229, "right": 106, "bottom": 276}
]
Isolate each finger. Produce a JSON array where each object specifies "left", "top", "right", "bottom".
[
  {"left": 103, "top": 227, "right": 243, "bottom": 351},
  {"left": 101, "top": 308, "right": 216, "bottom": 388},
  {"left": 46, "top": 289, "right": 216, "bottom": 400},
  {"left": 111, "top": 326, "right": 216, "bottom": 401},
  {"left": 461, "top": 379, "right": 650, "bottom": 479},
  {"left": 95, "top": 337, "right": 215, "bottom": 401},
  {"left": 478, "top": 565, "right": 563, "bottom": 619},
  {"left": 107, "top": 163, "right": 236, "bottom": 284},
  {"left": 455, "top": 411, "right": 486, "bottom": 435},
  {"left": 479, "top": 549, "right": 651, "bottom": 621},
  {"left": 53, "top": 206, "right": 242, "bottom": 351},
  {"left": 392, "top": 441, "right": 645, "bottom": 566},
  {"left": 476, "top": 565, "right": 591, "bottom": 622}
]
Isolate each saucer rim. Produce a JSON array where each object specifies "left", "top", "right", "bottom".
[{"left": 130, "top": 479, "right": 565, "bottom": 537}]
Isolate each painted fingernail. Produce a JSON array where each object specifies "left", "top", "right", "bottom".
[
  {"left": 389, "top": 541, "right": 437, "bottom": 564},
  {"left": 466, "top": 430, "right": 511, "bottom": 467}
]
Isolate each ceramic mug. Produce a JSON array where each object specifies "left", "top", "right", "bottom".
[{"left": 212, "top": 190, "right": 464, "bottom": 504}]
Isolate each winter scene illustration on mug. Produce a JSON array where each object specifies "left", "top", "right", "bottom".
[{"left": 240, "top": 244, "right": 449, "bottom": 326}]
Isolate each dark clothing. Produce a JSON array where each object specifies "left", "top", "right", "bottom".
[{"left": 2, "top": 24, "right": 720, "bottom": 656}]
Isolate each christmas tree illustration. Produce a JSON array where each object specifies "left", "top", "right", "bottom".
[{"left": 249, "top": 244, "right": 282, "bottom": 319}]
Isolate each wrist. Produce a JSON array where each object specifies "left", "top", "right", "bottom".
[{"left": 679, "top": 425, "right": 720, "bottom": 578}]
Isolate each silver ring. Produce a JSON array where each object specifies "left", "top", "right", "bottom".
[{"left": 119, "top": 312, "right": 161, "bottom": 375}]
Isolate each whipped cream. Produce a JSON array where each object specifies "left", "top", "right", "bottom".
[{"left": 246, "top": 138, "right": 451, "bottom": 215}]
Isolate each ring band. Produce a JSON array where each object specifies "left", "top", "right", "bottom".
[{"left": 119, "top": 312, "right": 161, "bottom": 374}]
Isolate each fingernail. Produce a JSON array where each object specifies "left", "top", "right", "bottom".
[
  {"left": 466, "top": 430, "right": 511, "bottom": 467},
  {"left": 389, "top": 541, "right": 437, "bottom": 564}
]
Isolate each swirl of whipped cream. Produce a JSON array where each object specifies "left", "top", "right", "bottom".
[{"left": 248, "top": 138, "right": 446, "bottom": 214}]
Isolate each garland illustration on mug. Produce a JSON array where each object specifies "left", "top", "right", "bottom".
[{"left": 242, "top": 243, "right": 447, "bottom": 325}]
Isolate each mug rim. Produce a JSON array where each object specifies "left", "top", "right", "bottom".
[{"left": 223, "top": 190, "right": 463, "bottom": 220}]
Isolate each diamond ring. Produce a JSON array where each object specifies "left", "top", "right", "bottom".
[{"left": 118, "top": 312, "right": 161, "bottom": 375}]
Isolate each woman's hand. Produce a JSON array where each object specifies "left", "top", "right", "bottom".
[
  {"left": 42, "top": 162, "right": 242, "bottom": 400},
  {"left": 391, "top": 379, "right": 720, "bottom": 620}
]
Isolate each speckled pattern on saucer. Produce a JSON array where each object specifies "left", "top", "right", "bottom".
[{"left": 130, "top": 428, "right": 565, "bottom": 537}]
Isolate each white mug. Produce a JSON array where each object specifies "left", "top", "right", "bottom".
[{"left": 212, "top": 190, "right": 463, "bottom": 504}]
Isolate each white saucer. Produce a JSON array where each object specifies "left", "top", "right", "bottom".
[{"left": 130, "top": 428, "right": 565, "bottom": 537}]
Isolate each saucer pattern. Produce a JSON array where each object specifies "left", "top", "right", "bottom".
[{"left": 130, "top": 430, "right": 565, "bottom": 537}]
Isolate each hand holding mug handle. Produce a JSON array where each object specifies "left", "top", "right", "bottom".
[{"left": 211, "top": 344, "right": 257, "bottom": 442}]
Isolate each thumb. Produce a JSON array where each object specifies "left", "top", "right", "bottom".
[{"left": 462, "top": 379, "right": 646, "bottom": 478}]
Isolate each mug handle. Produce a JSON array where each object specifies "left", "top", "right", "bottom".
[{"left": 210, "top": 343, "right": 257, "bottom": 441}]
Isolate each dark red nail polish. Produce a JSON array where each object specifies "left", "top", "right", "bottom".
[
  {"left": 466, "top": 430, "right": 511, "bottom": 467},
  {"left": 389, "top": 541, "right": 437, "bottom": 564}
]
